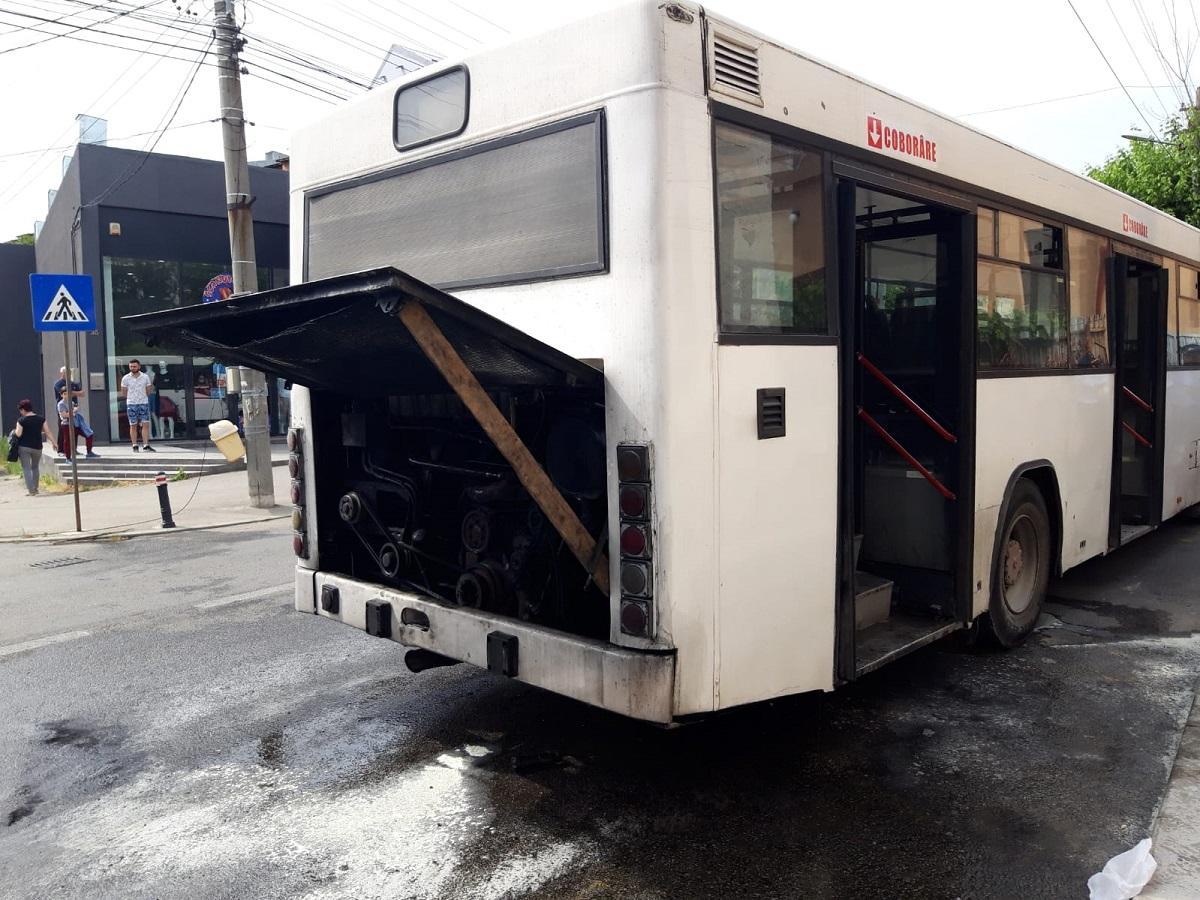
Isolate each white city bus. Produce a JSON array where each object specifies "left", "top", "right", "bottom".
[{"left": 133, "top": 0, "right": 1200, "bottom": 724}]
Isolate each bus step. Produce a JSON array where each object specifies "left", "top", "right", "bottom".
[{"left": 855, "top": 572, "right": 893, "bottom": 631}]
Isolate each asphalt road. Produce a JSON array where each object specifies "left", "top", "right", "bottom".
[{"left": 0, "top": 517, "right": 1197, "bottom": 899}]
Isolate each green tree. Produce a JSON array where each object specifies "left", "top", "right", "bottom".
[
  {"left": 1087, "top": 112, "right": 1200, "bottom": 227},
  {"left": 4, "top": 233, "right": 33, "bottom": 245}
]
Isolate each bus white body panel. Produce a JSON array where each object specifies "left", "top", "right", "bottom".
[
  {"left": 716, "top": 346, "right": 839, "bottom": 705},
  {"left": 1163, "top": 370, "right": 1200, "bottom": 519},
  {"left": 973, "top": 376, "right": 1116, "bottom": 615}
]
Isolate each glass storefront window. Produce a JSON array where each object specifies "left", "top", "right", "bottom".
[
  {"left": 103, "top": 257, "right": 183, "bottom": 441},
  {"left": 103, "top": 256, "right": 287, "bottom": 440}
]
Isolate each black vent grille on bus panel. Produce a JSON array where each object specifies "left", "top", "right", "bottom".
[
  {"left": 713, "top": 35, "right": 761, "bottom": 98},
  {"left": 757, "top": 387, "right": 785, "bottom": 440}
]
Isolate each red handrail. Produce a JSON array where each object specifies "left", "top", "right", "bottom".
[
  {"left": 1121, "top": 420, "right": 1153, "bottom": 449},
  {"left": 857, "top": 353, "right": 956, "bottom": 444},
  {"left": 858, "top": 407, "right": 957, "bottom": 501},
  {"left": 1122, "top": 385, "right": 1153, "bottom": 414}
]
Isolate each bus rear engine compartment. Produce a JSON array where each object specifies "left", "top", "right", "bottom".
[{"left": 316, "top": 389, "right": 610, "bottom": 640}]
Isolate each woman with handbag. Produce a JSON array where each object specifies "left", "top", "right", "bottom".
[{"left": 11, "top": 399, "right": 58, "bottom": 496}]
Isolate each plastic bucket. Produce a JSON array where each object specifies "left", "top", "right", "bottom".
[{"left": 208, "top": 419, "right": 245, "bottom": 463}]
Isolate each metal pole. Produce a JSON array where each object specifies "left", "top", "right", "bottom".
[
  {"left": 155, "top": 471, "right": 176, "bottom": 528},
  {"left": 62, "top": 333, "right": 81, "bottom": 532},
  {"left": 213, "top": 0, "right": 274, "bottom": 509}
]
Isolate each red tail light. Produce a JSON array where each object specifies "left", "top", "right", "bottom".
[
  {"left": 290, "top": 428, "right": 308, "bottom": 559},
  {"left": 619, "top": 486, "right": 647, "bottom": 519},
  {"left": 617, "top": 442, "right": 653, "bottom": 637},
  {"left": 620, "top": 524, "right": 648, "bottom": 557}
]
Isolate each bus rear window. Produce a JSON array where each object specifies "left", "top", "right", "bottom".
[
  {"left": 307, "top": 111, "right": 606, "bottom": 289},
  {"left": 714, "top": 121, "right": 827, "bottom": 335},
  {"left": 393, "top": 67, "right": 468, "bottom": 151}
]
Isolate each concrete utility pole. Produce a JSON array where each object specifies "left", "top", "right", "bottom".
[{"left": 213, "top": 0, "right": 274, "bottom": 508}]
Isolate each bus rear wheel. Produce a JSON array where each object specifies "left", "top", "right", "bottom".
[{"left": 982, "top": 479, "right": 1050, "bottom": 648}]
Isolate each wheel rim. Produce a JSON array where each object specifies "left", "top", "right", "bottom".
[{"left": 1002, "top": 513, "right": 1039, "bottom": 616}]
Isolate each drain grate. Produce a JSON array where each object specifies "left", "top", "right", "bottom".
[{"left": 29, "top": 557, "right": 92, "bottom": 570}]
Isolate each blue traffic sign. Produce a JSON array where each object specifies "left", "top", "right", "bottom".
[{"left": 30, "top": 274, "right": 96, "bottom": 332}]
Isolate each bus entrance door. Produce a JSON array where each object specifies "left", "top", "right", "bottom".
[
  {"left": 1110, "top": 254, "right": 1168, "bottom": 547},
  {"left": 838, "top": 181, "right": 974, "bottom": 679}
]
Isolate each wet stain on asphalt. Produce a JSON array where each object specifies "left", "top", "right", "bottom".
[
  {"left": 1047, "top": 594, "right": 1175, "bottom": 634},
  {"left": 40, "top": 721, "right": 120, "bottom": 750},
  {"left": 5, "top": 789, "right": 42, "bottom": 827},
  {"left": 257, "top": 731, "right": 284, "bottom": 769}
]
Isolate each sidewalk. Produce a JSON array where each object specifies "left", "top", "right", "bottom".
[
  {"left": 1144, "top": 690, "right": 1200, "bottom": 898},
  {"left": 0, "top": 464, "right": 291, "bottom": 542}
]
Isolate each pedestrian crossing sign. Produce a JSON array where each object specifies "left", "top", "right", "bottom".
[{"left": 30, "top": 274, "right": 95, "bottom": 332}]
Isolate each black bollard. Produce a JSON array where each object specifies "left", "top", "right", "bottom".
[{"left": 155, "top": 471, "right": 176, "bottom": 529}]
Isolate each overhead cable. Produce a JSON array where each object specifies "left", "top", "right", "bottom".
[{"left": 1065, "top": 0, "right": 1162, "bottom": 139}]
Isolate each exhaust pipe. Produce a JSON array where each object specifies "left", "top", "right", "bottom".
[{"left": 405, "top": 649, "right": 459, "bottom": 674}]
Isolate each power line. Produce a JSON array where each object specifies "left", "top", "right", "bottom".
[
  {"left": 0, "top": 0, "right": 115, "bottom": 35},
  {"left": 1105, "top": 0, "right": 1176, "bottom": 119},
  {"left": 240, "top": 36, "right": 372, "bottom": 89},
  {"left": 240, "top": 54, "right": 352, "bottom": 101},
  {"left": 959, "top": 84, "right": 1175, "bottom": 117},
  {"left": 332, "top": 1, "right": 446, "bottom": 58},
  {"left": 445, "top": 0, "right": 508, "bottom": 35},
  {"left": 1132, "top": 0, "right": 1189, "bottom": 107},
  {"left": 0, "top": 6, "right": 205, "bottom": 205},
  {"left": 241, "top": 27, "right": 374, "bottom": 86},
  {"left": 1065, "top": 0, "right": 1162, "bottom": 139},
  {"left": 84, "top": 33, "right": 214, "bottom": 208},
  {"left": 0, "top": 0, "right": 173, "bottom": 54},
  {"left": 244, "top": 67, "right": 339, "bottom": 104},
  {"left": 251, "top": 0, "right": 389, "bottom": 58},
  {"left": 0, "top": 10, "right": 217, "bottom": 59}
]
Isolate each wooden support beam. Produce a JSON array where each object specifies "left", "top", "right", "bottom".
[{"left": 397, "top": 300, "right": 611, "bottom": 596}]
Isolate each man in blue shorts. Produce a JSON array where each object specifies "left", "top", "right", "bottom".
[{"left": 119, "top": 359, "right": 156, "bottom": 452}]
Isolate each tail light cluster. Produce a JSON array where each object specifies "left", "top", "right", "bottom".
[
  {"left": 288, "top": 428, "right": 308, "bottom": 558},
  {"left": 616, "top": 443, "right": 653, "bottom": 638}
]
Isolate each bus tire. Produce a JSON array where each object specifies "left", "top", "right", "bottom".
[{"left": 982, "top": 478, "right": 1050, "bottom": 648}]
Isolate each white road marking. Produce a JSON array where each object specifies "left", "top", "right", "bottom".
[
  {"left": 0, "top": 630, "right": 91, "bottom": 658},
  {"left": 194, "top": 583, "right": 292, "bottom": 610}
]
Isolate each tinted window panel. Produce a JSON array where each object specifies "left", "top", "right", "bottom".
[
  {"left": 998, "top": 212, "right": 1063, "bottom": 269},
  {"left": 977, "top": 261, "right": 1069, "bottom": 369},
  {"left": 714, "top": 121, "right": 827, "bottom": 334},
  {"left": 977, "top": 207, "right": 995, "bottom": 257},
  {"left": 1181, "top": 294, "right": 1200, "bottom": 364},
  {"left": 1168, "top": 262, "right": 1179, "bottom": 367},
  {"left": 1067, "top": 229, "right": 1110, "bottom": 367},
  {"left": 308, "top": 115, "right": 604, "bottom": 288},
  {"left": 394, "top": 68, "right": 468, "bottom": 150}
]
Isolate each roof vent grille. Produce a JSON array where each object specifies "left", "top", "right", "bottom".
[{"left": 713, "top": 36, "right": 760, "bottom": 98}]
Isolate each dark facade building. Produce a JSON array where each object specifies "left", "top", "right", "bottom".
[
  {"left": 0, "top": 242, "right": 39, "bottom": 424},
  {"left": 36, "top": 143, "right": 289, "bottom": 444}
]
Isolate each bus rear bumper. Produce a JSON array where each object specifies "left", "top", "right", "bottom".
[{"left": 299, "top": 570, "right": 676, "bottom": 724}]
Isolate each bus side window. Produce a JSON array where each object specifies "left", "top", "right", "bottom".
[{"left": 713, "top": 121, "right": 827, "bottom": 336}]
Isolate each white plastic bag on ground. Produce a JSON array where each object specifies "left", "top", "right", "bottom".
[{"left": 1088, "top": 838, "right": 1157, "bottom": 900}]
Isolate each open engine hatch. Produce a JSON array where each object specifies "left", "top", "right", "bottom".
[
  {"left": 126, "top": 266, "right": 603, "bottom": 397},
  {"left": 129, "top": 265, "right": 613, "bottom": 604}
]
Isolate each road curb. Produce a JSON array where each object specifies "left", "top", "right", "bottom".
[{"left": 0, "top": 512, "right": 290, "bottom": 545}]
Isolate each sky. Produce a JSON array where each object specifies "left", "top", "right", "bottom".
[{"left": 1, "top": 0, "right": 1198, "bottom": 243}]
